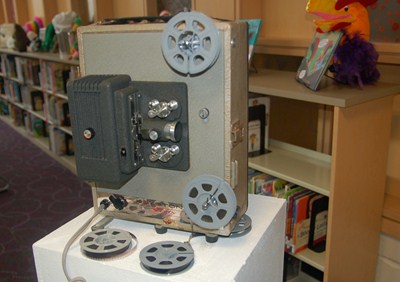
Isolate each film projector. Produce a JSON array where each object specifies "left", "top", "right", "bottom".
[{"left": 67, "top": 11, "right": 249, "bottom": 275}]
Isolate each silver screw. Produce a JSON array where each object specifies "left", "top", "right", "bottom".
[
  {"left": 199, "top": 108, "right": 209, "bottom": 119},
  {"left": 149, "top": 130, "right": 159, "bottom": 141}
]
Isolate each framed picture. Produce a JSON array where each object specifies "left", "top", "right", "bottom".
[{"left": 296, "top": 31, "right": 343, "bottom": 91}]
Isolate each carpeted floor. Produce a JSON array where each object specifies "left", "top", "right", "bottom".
[{"left": 0, "top": 119, "right": 92, "bottom": 282}]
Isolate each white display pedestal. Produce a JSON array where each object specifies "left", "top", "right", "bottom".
[{"left": 33, "top": 194, "right": 286, "bottom": 282}]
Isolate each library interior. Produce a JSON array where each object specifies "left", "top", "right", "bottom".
[{"left": 0, "top": 1, "right": 399, "bottom": 282}]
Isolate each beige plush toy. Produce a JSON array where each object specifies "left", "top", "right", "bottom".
[{"left": 0, "top": 23, "right": 30, "bottom": 52}]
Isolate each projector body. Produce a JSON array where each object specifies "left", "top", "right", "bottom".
[{"left": 69, "top": 15, "right": 248, "bottom": 236}]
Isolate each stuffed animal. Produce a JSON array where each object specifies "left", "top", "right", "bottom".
[
  {"left": 70, "top": 40, "right": 79, "bottom": 60},
  {"left": 51, "top": 12, "right": 81, "bottom": 59},
  {"left": 69, "top": 16, "right": 81, "bottom": 60},
  {"left": 24, "top": 16, "right": 44, "bottom": 35},
  {"left": 24, "top": 16, "right": 44, "bottom": 52},
  {"left": 0, "top": 23, "right": 30, "bottom": 52},
  {"left": 41, "top": 23, "right": 56, "bottom": 52},
  {"left": 306, "top": 0, "right": 380, "bottom": 88}
]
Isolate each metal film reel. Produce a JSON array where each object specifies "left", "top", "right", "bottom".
[
  {"left": 182, "top": 175, "right": 237, "bottom": 230},
  {"left": 161, "top": 11, "right": 220, "bottom": 75},
  {"left": 230, "top": 214, "right": 252, "bottom": 237},
  {"left": 140, "top": 241, "right": 194, "bottom": 274},
  {"left": 80, "top": 228, "right": 136, "bottom": 259}
]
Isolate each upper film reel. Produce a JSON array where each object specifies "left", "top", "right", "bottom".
[
  {"left": 182, "top": 175, "right": 237, "bottom": 230},
  {"left": 161, "top": 11, "right": 221, "bottom": 75}
]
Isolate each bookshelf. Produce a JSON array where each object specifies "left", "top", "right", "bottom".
[
  {"left": 0, "top": 48, "right": 79, "bottom": 173},
  {"left": 249, "top": 139, "right": 331, "bottom": 197},
  {"left": 248, "top": 69, "right": 400, "bottom": 281}
]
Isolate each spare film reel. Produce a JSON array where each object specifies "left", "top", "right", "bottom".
[
  {"left": 230, "top": 214, "right": 252, "bottom": 237},
  {"left": 161, "top": 11, "right": 221, "bottom": 75},
  {"left": 80, "top": 228, "right": 137, "bottom": 259},
  {"left": 140, "top": 241, "right": 194, "bottom": 274},
  {"left": 182, "top": 175, "right": 237, "bottom": 230}
]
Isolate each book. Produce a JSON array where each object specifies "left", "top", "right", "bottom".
[
  {"left": 20, "top": 86, "right": 30, "bottom": 109},
  {"left": 65, "top": 134, "right": 74, "bottom": 155},
  {"left": 272, "top": 179, "right": 288, "bottom": 198},
  {"left": 284, "top": 186, "right": 305, "bottom": 250},
  {"left": 239, "top": 19, "right": 262, "bottom": 65},
  {"left": 296, "top": 31, "right": 343, "bottom": 91},
  {"left": 0, "top": 100, "right": 10, "bottom": 115},
  {"left": 56, "top": 100, "right": 69, "bottom": 126},
  {"left": 43, "top": 62, "right": 71, "bottom": 94},
  {"left": 249, "top": 94, "right": 270, "bottom": 150},
  {"left": 308, "top": 195, "right": 329, "bottom": 252},
  {"left": 30, "top": 91, "right": 44, "bottom": 111},
  {"left": 292, "top": 192, "right": 317, "bottom": 254},
  {"left": 32, "top": 118, "right": 46, "bottom": 137},
  {"left": 49, "top": 126, "right": 66, "bottom": 155},
  {"left": 62, "top": 101, "right": 70, "bottom": 126},
  {"left": 248, "top": 104, "right": 266, "bottom": 157},
  {"left": 12, "top": 81, "right": 22, "bottom": 103},
  {"left": 12, "top": 107, "right": 24, "bottom": 126},
  {"left": 47, "top": 96, "right": 58, "bottom": 124},
  {"left": 248, "top": 172, "right": 275, "bottom": 195}
]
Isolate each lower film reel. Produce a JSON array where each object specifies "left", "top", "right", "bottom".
[
  {"left": 140, "top": 241, "right": 194, "bottom": 275},
  {"left": 80, "top": 228, "right": 136, "bottom": 259},
  {"left": 182, "top": 175, "right": 237, "bottom": 230}
]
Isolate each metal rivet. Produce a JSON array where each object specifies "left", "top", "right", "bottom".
[
  {"left": 83, "top": 128, "right": 95, "bottom": 140},
  {"left": 199, "top": 108, "right": 209, "bottom": 119}
]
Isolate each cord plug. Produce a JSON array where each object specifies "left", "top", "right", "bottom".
[
  {"left": 109, "top": 194, "right": 128, "bottom": 210},
  {"left": 99, "top": 199, "right": 111, "bottom": 210}
]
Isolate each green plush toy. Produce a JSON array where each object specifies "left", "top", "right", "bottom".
[{"left": 41, "top": 23, "right": 56, "bottom": 52}]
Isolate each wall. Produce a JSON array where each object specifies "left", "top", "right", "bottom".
[{"left": 112, "top": 0, "right": 146, "bottom": 18}]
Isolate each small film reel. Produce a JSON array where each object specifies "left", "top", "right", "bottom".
[
  {"left": 230, "top": 214, "right": 252, "bottom": 237},
  {"left": 182, "top": 175, "right": 237, "bottom": 230},
  {"left": 161, "top": 11, "right": 220, "bottom": 75},
  {"left": 140, "top": 241, "right": 194, "bottom": 274},
  {"left": 80, "top": 228, "right": 136, "bottom": 259}
]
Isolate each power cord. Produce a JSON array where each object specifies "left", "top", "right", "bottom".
[{"left": 62, "top": 199, "right": 111, "bottom": 282}]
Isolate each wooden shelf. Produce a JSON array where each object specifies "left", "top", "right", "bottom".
[
  {"left": 249, "top": 69, "right": 400, "bottom": 108},
  {"left": 383, "top": 194, "right": 400, "bottom": 223},
  {"left": 288, "top": 270, "right": 322, "bottom": 282},
  {"left": 28, "top": 110, "right": 46, "bottom": 121},
  {"left": 249, "top": 140, "right": 331, "bottom": 196},
  {"left": 254, "top": 38, "right": 400, "bottom": 65},
  {"left": 0, "top": 95, "right": 47, "bottom": 122},
  {"left": 0, "top": 48, "right": 79, "bottom": 66},
  {"left": 293, "top": 249, "right": 325, "bottom": 272},
  {"left": 248, "top": 64, "right": 399, "bottom": 281},
  {"left": 0, "top": 49, "right": 78, "bottom": 175},
  {"left": 58, "top": 126, "right": 72, "bottom": 135},
  {"left": 382, "top": 194, "right": 400, "bottom": 239}
]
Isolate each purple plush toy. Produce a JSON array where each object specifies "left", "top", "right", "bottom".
[{"left": 330, "top": 33, "right": 380, "bottom": 88}]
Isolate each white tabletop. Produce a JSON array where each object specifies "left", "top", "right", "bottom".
[{"left": 33, "top": 194, "right": 286, "bottom": 282}]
